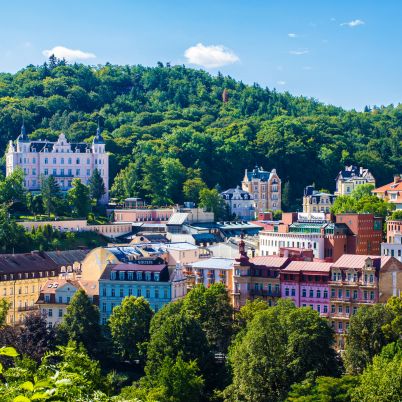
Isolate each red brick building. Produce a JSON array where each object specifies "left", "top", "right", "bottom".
[{"left": 336, "top": 213, "right": 383, "bottom": 255}]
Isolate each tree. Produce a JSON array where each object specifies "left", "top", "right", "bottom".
[
  {"left": 183, "top": 178, "right": 207, "bottom": 203},
  {"left": 67, "top": 178, "right": 91, "bottom": 217},
  {"left": 41, "top": 175, "right": 62, "bottom": 216},
  {"left": 353, "top": 341, "right": 402, "bottom": 402},
  {"left": 199, "top": 188, "right": 227, "bottom": 221},
  {"left": 182, "top": 284, "right": 233, "bottom": 353},
  {"left": 343, "top": 304, "right": 395, "bottom": 374},
  {"left": 0, "top": 206, "right": 27, "bottom": 253},
  {"left": 88, "top": 168, "right": 106, "bottom": 204},
  {"left": 145, "top": 310, "right": 211, "bottom": 379},
  {"left": 350, "top": 183, "right": 375, "bottom": 200},
  {"left": 224, "top": 299, "right": 338, "bottom": 402},
  {"left": 108, "top": 296, "right": 153, "bottom": 363},
  {"left": 234, "top": 299, "right": 270, "bottom": 335},
  {"left": 57, "top": 289, "right": 101, "bottom": 356},
  {"left": 0, "top": 168, "right": 25, "bottom": 207},
  {"left": 16, "top": 312, "right": 55, "bottom": 362},
  {"left": 286, "top": 375, "right": 358, "bottom": 402},
  {"left": 162, "top": 158, "right": 187, "bottom": 204},
  {"left": 120, "top": 356, "right": 204, "bottom": 402},
  {"left": 0, "top": 299, "right": 10, "bottom": 327}
]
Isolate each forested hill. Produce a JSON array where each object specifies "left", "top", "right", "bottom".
[{"left": 1, "top": 58, "right": 402, "bottom": 208}]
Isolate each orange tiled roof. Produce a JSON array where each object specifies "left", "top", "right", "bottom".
[{"left": 373, "top": 181, "right": 402, "bottom": 194}]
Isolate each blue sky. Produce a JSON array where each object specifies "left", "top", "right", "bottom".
[{"left": 1, "top": 0, "right": 401, "bottom": 110}]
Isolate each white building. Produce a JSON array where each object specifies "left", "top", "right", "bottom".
[
  {"left": 259, "top": 231, "right": 325, "bottom": 259},
  {"left": 6, "top": 124, "right": 109, "bottom": 203},
  {"left": 221, "top": 186, "right": 255, "bottom": 220}
]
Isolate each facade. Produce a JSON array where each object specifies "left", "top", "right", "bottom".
[
  {"left": 185, "top": 258, "right": 234, "bottom": 291},
  {"left": 372, "top": 175, "right": 402, "bottom": 210},
  {"left": 335, "top": 165, "right": 376, "bottom": 196},
  {"left": 0, "top": 250, "right": 88, "bottom": 325},
  {"left": 242, "top": 166, "right": 281, "bottom": 212},
  {"left": 6, "top": 124, "right": 109, "bottom": 203},
  {"left": 98, "top": 257, "right": 186, "bottom": 323},
  {"left": 381, "top": 218, "right": 402, "bottom": 262},
  {"left": 280, "top": 261, "right": 332, "bottom": 317},
  {"left": 220, "top": 186, "right": 255, "bottom": 220},
  {"left": 336, "top": 213, "right": 383, "bottom": 255},
  {"left": 36, "top": 276, "right": 98, "bottom": 327},
  {"left": 303, "top": 185, "right": 336, "bottom": 213},
  {"left": 114, "top": 208, "right": 173, "bottom": 223}
]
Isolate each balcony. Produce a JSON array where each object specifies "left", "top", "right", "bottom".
[
  {"left": 250, "top": 289, "right": 281, "bottom": 297},
  {"left": 17, "top": 306, "right": 39, "bottom": 312},
  {"left": 331, "top": 312, "right": 351, "bottom": 319}
]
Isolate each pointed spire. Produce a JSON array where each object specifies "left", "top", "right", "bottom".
[
  {"left": 93, "top": 118, "right": 105, "bottom": 144},
  {"left": 18, "top": 119, "right": 29, "bottom": 142}
]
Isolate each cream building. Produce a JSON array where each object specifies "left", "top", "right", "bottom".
[
  {"left": 242, "top": 166, "right": 281, "bottom": 212},
  {"left": 335, "top": 165, "right": 375, "bottom": 196},
  {"left": 303, "top": 185, "right": 336, "bottom": 213}
]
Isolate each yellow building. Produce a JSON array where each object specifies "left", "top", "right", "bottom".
[{"left": 0, "top": 250, "right": 88, "bottom": 325}]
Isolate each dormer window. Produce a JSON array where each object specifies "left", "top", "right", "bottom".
[
  {"left": 118, "top": 271, "right": 125, "bottom": 281},
  {"left": 110, "top": 271, "right": 117, "bottom": 280},
  {"left": 128, "top": 272, "right": 133, "bottom": 280},
  {"left": 154, "top": 273, "right": 160, "bottom": 282},
  {"left": 137, "top": 272, "right": 143, "bottom": 281}
]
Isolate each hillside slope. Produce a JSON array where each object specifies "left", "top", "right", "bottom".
[{"left": 1, "top": 59, "right": 401, "bottom": 207}]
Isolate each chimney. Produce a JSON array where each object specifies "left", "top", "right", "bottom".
[{"left": 394, "top": 174, "right": 401, "bottom": 184}]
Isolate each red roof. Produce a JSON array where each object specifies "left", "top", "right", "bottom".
[
  {"left": 282, "top": 261, "right": 332, "bottom": 273},
  {"left": 331, "top": 254, "right": 382, "bottom": 269}
]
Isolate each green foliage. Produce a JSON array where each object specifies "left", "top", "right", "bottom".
[
  {"left": 234, "top": 298, "right": 270, "bottom": 335},
  {"left": 224, "top": 299, "right": 339, "bottom": 402},
  {"left": 0, "top": 298, "right": 10, "bottom": 326},
  {"left": 199, "top": 188, "right": 227, "bottom": 221},
  {"left": 182, "top": 284, "right": 233, "bottom": 353},
  {"left": 120, "top": 356, "right": 204, "bottom": 402},
  {"left": 331, "top": 183, "right": 394, "bottom": 217},
  {"left": 40, "top": 175, "right": 62, "bottom": 216},
  {"left": 0, "top": 168, "right": 25, "bottom": 207},
  {"left": 57, "top": 290, "right": 101, "bottom": 356},
  {"left": 108, "top": 296, "right": 153, "bottom": 363},
  {"left": 67, "top": 178, "right": 91, "bottom": 217},
  {"left": 88, "top": 168, "right": 106, "bottom": 204},
  {"left": 390, "top": 210, "right": 402, "bottom": 220},
  {"left": 183, "top": 178, "right": 207, "bottom": 203},
  {"left": 0, "top": 205, "right": 28, "bottom": 253},
  {"left": 343, "top": 304, "right": 395, "bottom": 374},
  {"left": 352, "top": 341, "right": 402, "bottom": 402},
  {"left": 286, "top": 375, "right": 358, "bottom": 402}
]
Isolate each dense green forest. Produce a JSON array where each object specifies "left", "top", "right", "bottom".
[{"left": 1, "top": 58, "right": 402, "bottom": 207}]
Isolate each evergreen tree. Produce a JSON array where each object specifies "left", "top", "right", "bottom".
[
  {"left": 67, "top": 178, "right": 91, "bottom": 217},
  {"left": 88, "top": 168, "right": 106, "bottom": 204},
  {"left": 41, "top": 175, "right": 62, "bottom": 216}
]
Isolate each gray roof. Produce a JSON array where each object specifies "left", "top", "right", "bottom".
[
  {"left": 167, "top": 213, "right": 188, "bottom": 225},
  {"left": 45, "top": 249, "right": 89, "bottom": 266},
  {"left": 190, "top": 257, "right": 234, "bottom": 270}
]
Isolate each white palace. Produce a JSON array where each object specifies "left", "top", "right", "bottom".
[{"left": 6, "top": 124, "right": 109, "bottom": 203}]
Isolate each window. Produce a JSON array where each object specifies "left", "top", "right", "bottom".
[
  {"left": 323, "top": 290, "right": 328, "bottom": 298},
  {"left": 338, "top": 305, "right": 343, "bottom": 313},
  {"left": 137, "top": 288, "right": 142, "bottom": 297},
  {"left": 337, "top": 289, "right": 342, "bottom": 299},
  {"left": 353, "top": 290, "right": 358, "bottom": 299},
  {"left": 128, "top": 272, "right": 133, "bottom": 280},
  {"left": 291, "top": 288, "right": 295, "bottom": 297},
  {"left": 52, "top": 169, "right": 56, "bottom": 175},
  {"left": 309, "top": 289, "right": 314, "bottom": 298},
  {"left": 323, "top": 305, "right": 328, "bottom": 313},
  {"left": 316, "top": 289, "right": 321, "bottom": 298},
  {"left": 76, "top": 158, "right": 80, "bottom": 164},
  {"left": 317, "top": 305, "right": 321, "bottom": 313},
  {"left": 145, "top": 272, "right": 151, "bottom": 281},
  {"left": 331, "top": 288, "right": 335, "bottom": 298},
  {"left": 146, "top": 289, "right": 150, "bottom": 298},
  {"left": 45, "top": 158, "right": 48, "bottom": 164},
  {"left": 164, "top": 288, "right": 168, "bottom": 299},
  {"left": 346, "top": 289, "right": 350, "bottom": 298},
  {"left": 111, "top": 288, "right": 115, "bottom": 297},
  {"left": 76, "top": 169, "right": 80, "bottom": 175},
  {"left": 102, "top": 288, "right": 106, "bottom": 296},
  {"left": 119, "top": 288, "right": 124, "bottom": 297},
  {"left": 61, "top": 158, "right": 64, "bottom": 164},
  {"left": 58, "top": 296, "right": 62, "bottom": 303},
  {"left": 363, "top": 291, "right": 368, "bottom": 300},
  {"left": 155, "top": 288, "right": 159, "bottom": 298},
  {"left": 45, "top": 295, "right": 50, "bottom": 303},
  {"left": 44, "top": 168, "right": 48, "bottom": 175},
  {"left": 66, "top": 297, "right": 70, "bottom": 303},
  {"left": 68, "top": 158, "right": 72, "bottom": 164},
  {"left": 338, "top": 322, "right": 343, "bottom": 330},
  {"left": 331, "top": 305, "right": 335, "bottom": 313},
  {"left": 58, "top": 309, "right": 63, "bottom": 317},
  {"left": 370, "top": 291, "right": 375, "bottom": 300},
  {"left": 48, "top": 309, "right": 53, "bottom": 317},
  {"left": 285, "top": 288, "right": 289, "bottom": 297},
  {"left": 346, "top": 305, "right": 350, "bottom": 314},
  {"left": 53, "top": 158, "right": 56, "bottom": 164},
  {"left": 137, "top": 272, "right": 143, "bottom": 281},
  {"left": 68, "top": 168, "right": 72, "bottom": 175},
  {"left": 302, "top": 288, "right": 306, "bottom": 297}
]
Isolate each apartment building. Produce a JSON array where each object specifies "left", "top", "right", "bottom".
[
  {"left": 335, "top": 165, "right": 375, "bottom": 196},
  {"left": 303, "top": 185, "right": 336, "bottom": 213},
  {"left": 372, "top": 174, "right": 402, "bottom": 210}
]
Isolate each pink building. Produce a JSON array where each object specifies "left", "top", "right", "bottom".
[
  {"left": 280, "top": 261, "right": 332, "bottom": 317},
  {"left": 114, "top": 208, "right": 173, "bottom": 223},
  {"left": 6, "top": 124, "right": 109, "bottom": 203}
]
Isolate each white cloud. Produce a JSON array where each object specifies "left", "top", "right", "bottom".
[
  {"left": 288, "top": 33, "right": 297, "bottom": 38},
  {"left": 289, "top": 49, "right": 309, "bottom": 55},
  {"left": 42, "top": 46, "right": 96, "bottom": 61},
  {"left": 276, "top": 80, "right": 286, "bottom": 86},
  {"left": 184, "top": 43, "right": 239, "bottom": 68},
  {"left": 341, "top": 19, "right": 365, "bottom": 27}
]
